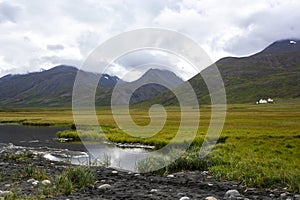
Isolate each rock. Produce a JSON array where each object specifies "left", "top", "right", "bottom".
[
  {"left": 42, "top": 180, "right": 51, "bottom": 186},
  {"left": 32, "top": 180, "right": 39, "bottom": 186},
  {"left": 167, "top": 174, "right": 174, "bottom": 178},
  {"left": 98, "top": 184, "right": 111, "bottom": 190},
  {"left": 201, "top": 171, "right": 209, "bottom": 176},
  {"left": 27, "top": 178, "right": 35, "bottom": 183},
  {"left": 177, "top": 192, "right": 185, "bottom": 196},
  {"left": 111, "top": 170, "right": 118, "bottom": 174},
  {"left": 205, "top": 197, "right": 218, "bottom": 200},
  {"left": 150, "top": 189, "right": 158, "bottom": 192},
  {"left": 224, "top": 189, "right": 241, "bottom": 199},
  {"left": 179, "top": 197, "right": 190, "bottom": 200},
  {"left": 294, "top": 194, "right": 300, "bottom": 199},
  {"left": 208, "top": 183, "right": 213, "bottom": 186},
  {"left": 4, "top": 184, "right": 11, "bottom": 188},
  {"left": 280, "top": 193, "right": 287, "bottom": 197},
  {"left": 0, "top": 190, "right": 13, "bottom": 197},
  {"left": 269, "top": 193, "right": 275, "bottom": 197}
]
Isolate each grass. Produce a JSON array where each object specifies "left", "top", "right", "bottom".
[
  {"left": 55, "top": 166, "right": 94, "bottom": 195},
  {"left": 0, "top": 99, "right": 299, "bottom": 192},
  {"left": 0, "top": 149, "right": 95, "bottom": 199},
  {"left": 2, "top": 151, "right": 34, "bottom": 161}
]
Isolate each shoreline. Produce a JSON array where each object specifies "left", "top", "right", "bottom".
[{"left": 0, "top": 143, "right": 298, "bottom": 199}]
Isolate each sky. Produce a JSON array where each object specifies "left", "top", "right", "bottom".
[{"left": 0, "top": 0, "right": 299, "bottom": 79}]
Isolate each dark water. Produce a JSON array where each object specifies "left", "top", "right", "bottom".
[
  {"left": 0, "top": 124, "right": 86, "bottom": 151},
  {"left": 0, "top": 124, "right": 148, "bottom": 171}
]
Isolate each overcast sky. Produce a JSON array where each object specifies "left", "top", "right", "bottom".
[{"left": 0, "top": 0, "right": 299, "bottom": 79}]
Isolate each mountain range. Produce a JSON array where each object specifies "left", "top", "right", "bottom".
[
  {"left": 0, "top": 66, "right": 183, "bottom": 107},
  {"left": 0, "top": 39, "right": 299, "bottom": 107}
]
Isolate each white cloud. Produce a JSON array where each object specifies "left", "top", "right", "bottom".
[{"left": 0, "top": 0, "right": 299, "bottom": 78}]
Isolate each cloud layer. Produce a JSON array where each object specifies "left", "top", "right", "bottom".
[{"left": 0, "top": 0, "right": 299, "bottom": 78}]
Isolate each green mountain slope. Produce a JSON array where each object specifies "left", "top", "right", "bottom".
[{"left": 152, "top": 39, "right": 300, "bottom": 105}]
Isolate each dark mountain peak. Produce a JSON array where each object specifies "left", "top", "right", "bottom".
[
  {"left": 144, "top": 68, "right": 174, "bottom": 75},
  {"left": 47, "top": 65, "right": 78, "bottom": 73},
  {"left": 140, "top": 68, "right": 183, "bottom": 85},
  {"left": 261, "top": 39, "right": 300, "bottom": 54},
  {"left": 99, "top": 74, "right": 120, "bottom": 87}
]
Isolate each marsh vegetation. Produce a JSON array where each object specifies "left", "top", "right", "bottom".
[{"left": 0, "top": 99, "right": 299, "bottom": 192}]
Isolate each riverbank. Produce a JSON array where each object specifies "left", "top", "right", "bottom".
[{"left": 0, "top": 144, "right": 299, "bottom": 200}]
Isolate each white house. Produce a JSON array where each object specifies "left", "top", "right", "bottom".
[
  {"left": 267, "top": 98, "right": 274, "bottom": 103},
  {"left": 256, "top": 98, "right": 274, "bottom": 104}
]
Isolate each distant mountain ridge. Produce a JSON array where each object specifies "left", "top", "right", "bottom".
[
  {"left": 0, "top": 65, "right": 119, "bottom": 107},
  {"left": 176, "top": 39, "right": 300, "bottom": 104},
  {"left": 143, "top": 39, "right": 300, "bottom": 105},
  {"left": 0, "top": 66, "right": 183, "bottom": 107},
  {"left": 0, "top": 39, "right": 299, "bottom": 107}
]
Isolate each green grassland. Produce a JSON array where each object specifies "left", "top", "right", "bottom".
[{"left": 0, "top": 99, "right": 299, "bottom": 192}]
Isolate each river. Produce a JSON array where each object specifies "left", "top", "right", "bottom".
[{"left": 0, "top": 124, "right": 148, "bottom": 171}]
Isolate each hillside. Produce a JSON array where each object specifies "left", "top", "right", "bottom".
[
  {"left": 0, "top": 66, "right": 182, "bottom": 107},
  {"left": 0, "top": 65, "right": 119, "bottom": 107},
  {"left": 151, "top": 39, "right": 300, "bottom": 105}
]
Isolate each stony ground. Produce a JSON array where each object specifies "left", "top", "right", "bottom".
[{"left": 0, "top": 144, "right": 299, "bottom": 200}]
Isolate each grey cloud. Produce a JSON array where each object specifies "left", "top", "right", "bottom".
[
  {"left": 116, "top": 50, "right": 177, "bottom": 69},
  {"left": 77, "top": 31, "right": 102, "bottom": 57},
  {"left": 1, "top": 0, "right": 300, "bottom": 77},
  {"left": 0, "top": 1, "right": 21, "bottom": 23},
  {"left": 46, "top": 44, "right": 64, "bottom": 51},
  {"left": 224, "top": 5, "right": 300, "bottom": 56},
  {"left": 41, "top": 56, "right": 82, "bottom": 67}
]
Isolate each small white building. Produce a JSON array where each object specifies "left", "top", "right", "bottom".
[
  {"left": 256, "top": 98, "right": 274, "bottom": 104},
  {"left": 267, "top": 98, "right": 274, "bottom": 103}
]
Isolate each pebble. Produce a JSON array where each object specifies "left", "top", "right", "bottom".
[
  {"left": 269, "top": 193, "right": 275, "bottom": 197},
  {"left": 179, "top": 197, "right": 190, "bottom": 200},
  {"left": 0, "top": 190, "right": 13, "bottom": 197},
  {"left": 208, "top": 183, "right": 213, "bottom": 186},
  {"left": 42, "top": 180, "right": 51, "bottom": 186},
  {"left": 201, "top": 171, "right": 209, "bottom": 176},
  {"left": 0, "top": 162, "right": 8, "bottom": 166},
  {"left": 98, "top": 184, "right": 111, "bottom": 190},
  {"left": 150, "top": 189, "right": 158, "bottom": 192},
  {"left": 27, "top": 178, "right": 35, "bottom": 183},
  {"left": 177, "top": 192, "right": 185, "bottom": 196},
  {"left": 4, "top": 184, "right": 10, "bottom": 188},
  {"left": 224, "top": 189, "right": 241, "bottom": 199},
  {"left": 111, "top": 170, "right": 118, "bottom": 174},
  {"left": 32, "top": 180, "right": 39, "bottom": 186},
  {"left": 295, "top": 194, "right": 300, "bottom": 199},
  {"left": 167, "top": 174, "right": 174, "bottom": 178},
  {"left": 280, "top": 193, "right": 287, "bottom": 197},
  {"left": 205, "top": 197, "right": 218, "bottom": 200}
]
